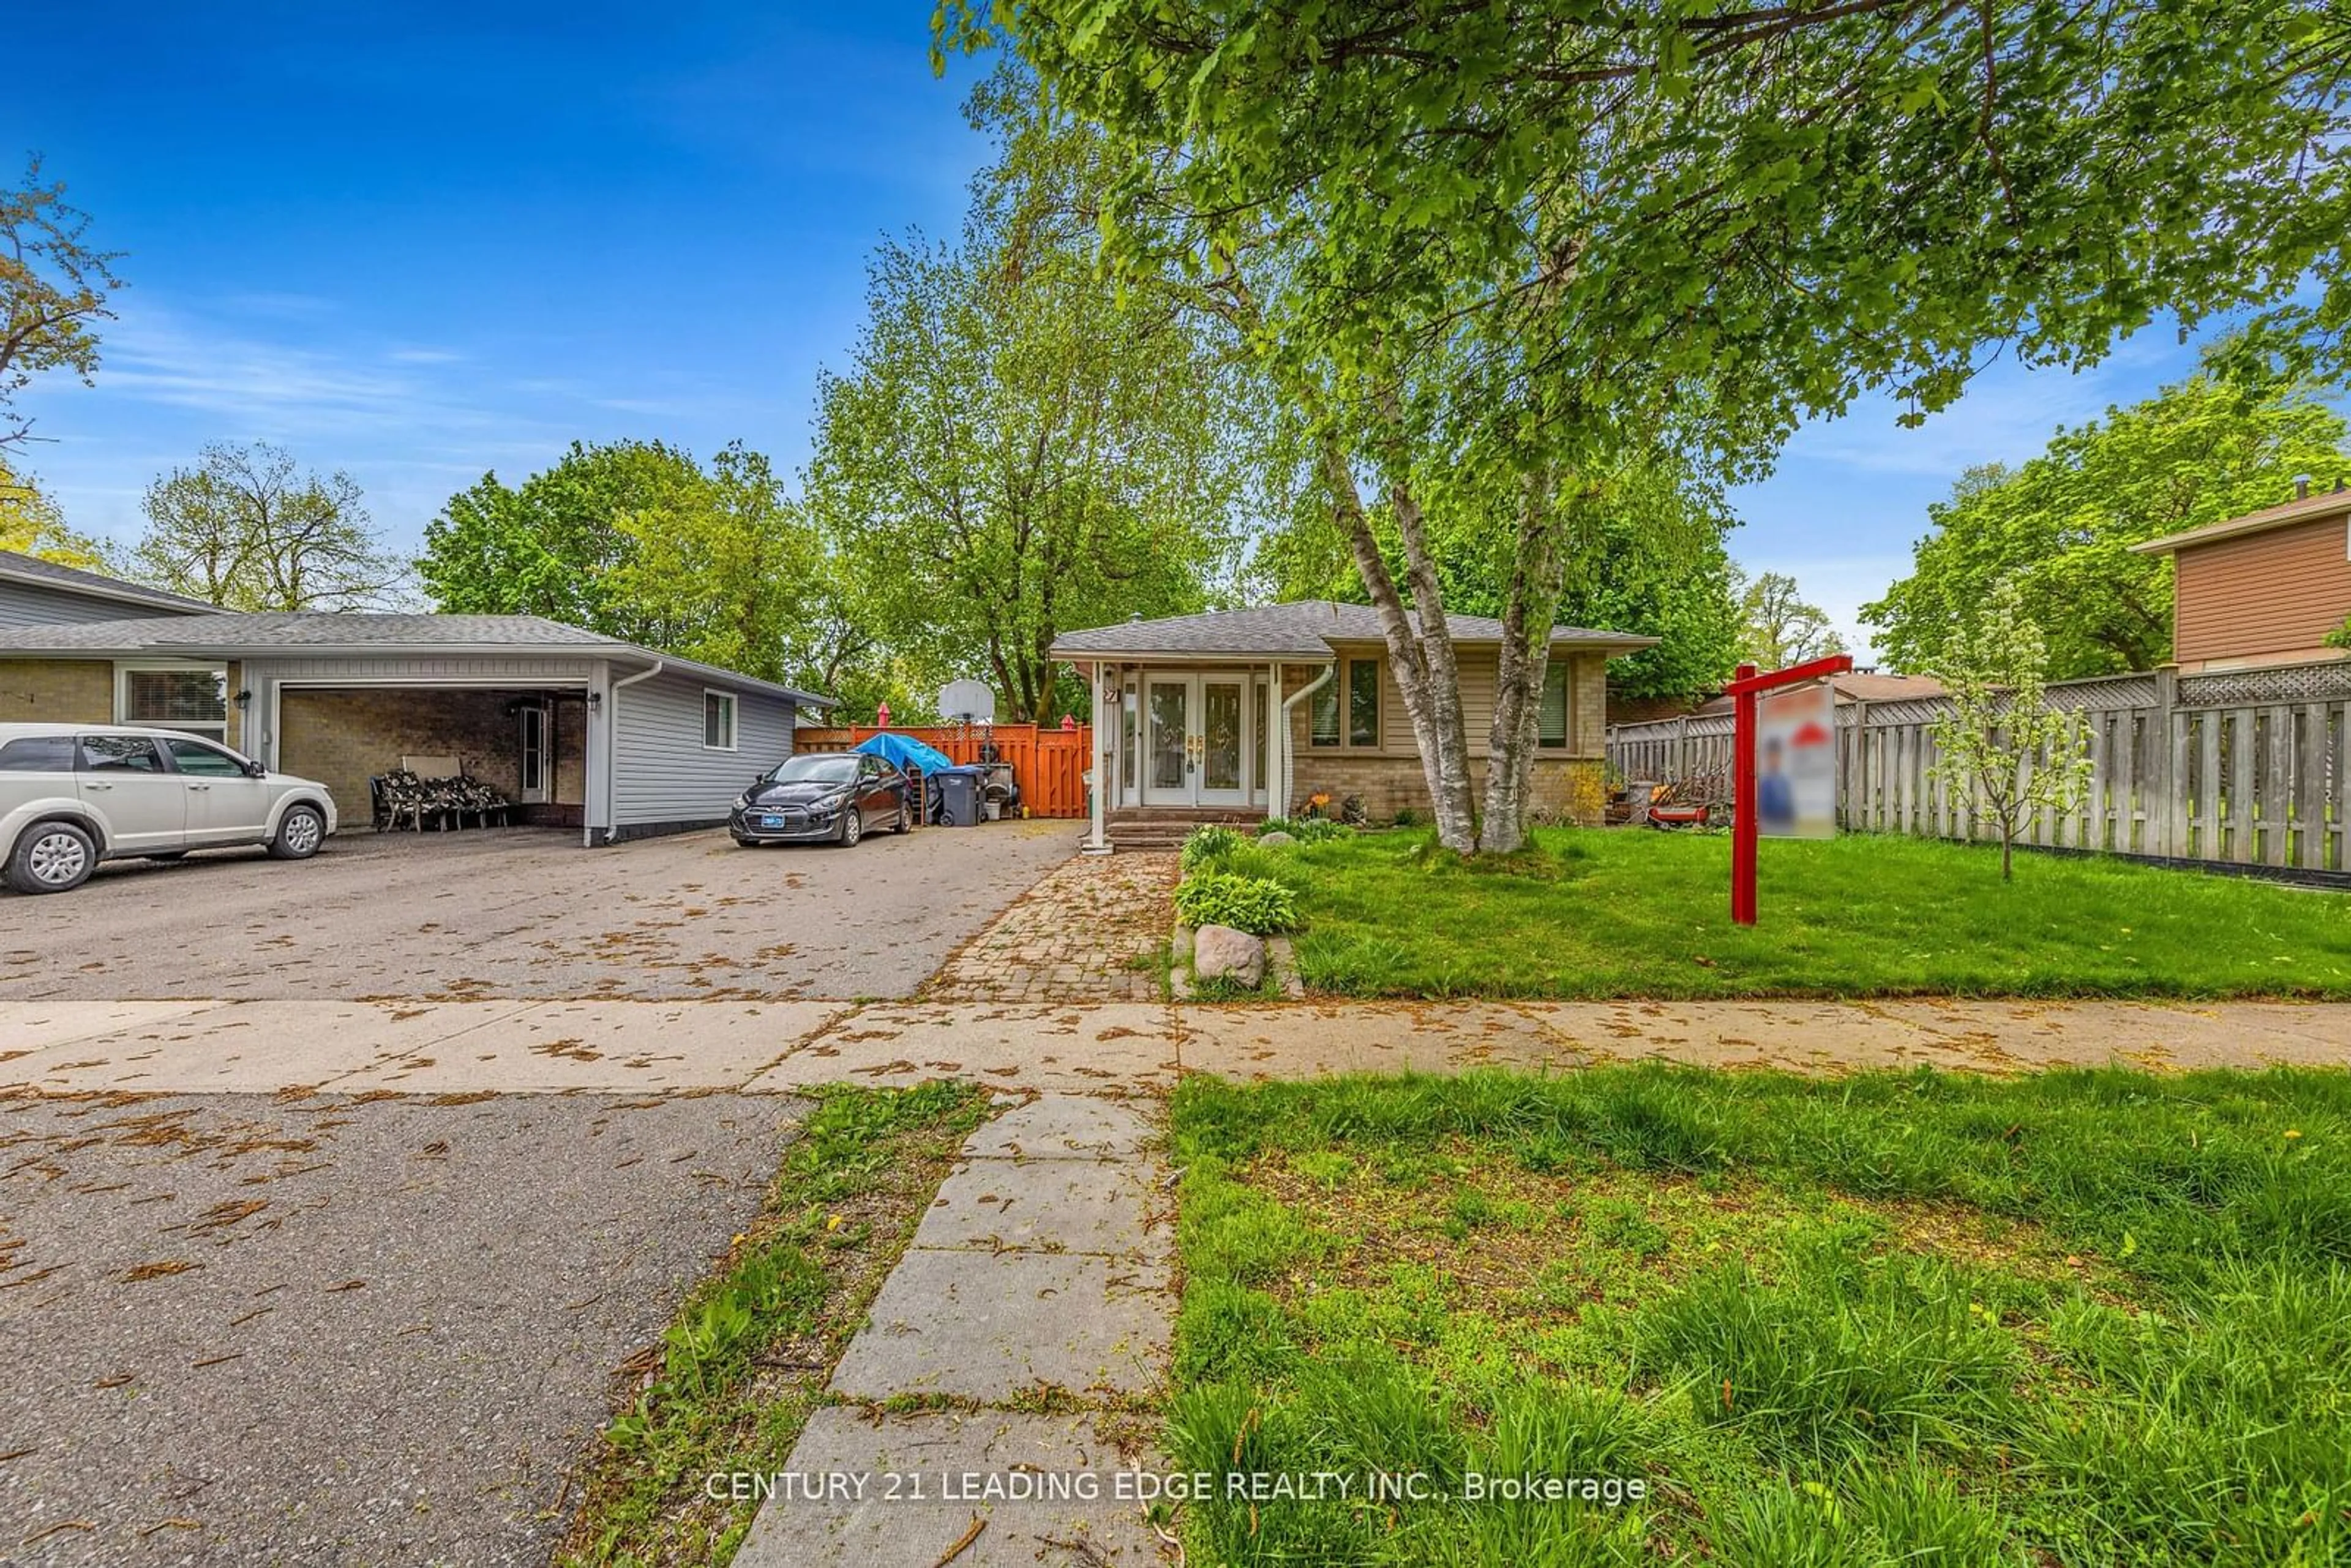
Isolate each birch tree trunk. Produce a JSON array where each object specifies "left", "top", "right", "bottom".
[
  {"left": 1478, "top": 466, "right": 1566, "bottom": 853},
  {"left": 1310, "top": 425, "right": 1479, "bottom": 851}
]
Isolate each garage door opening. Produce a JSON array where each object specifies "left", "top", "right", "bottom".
[{"left": 276, "top": 686, "right": 590, "bottom": 833}]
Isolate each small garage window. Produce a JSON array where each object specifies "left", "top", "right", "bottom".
[
  {"left": 118, "top": 664, "right": 228, "bottom": 738},
  {"left": 703, "top": 690, "right": 738, "bottom": 751}
]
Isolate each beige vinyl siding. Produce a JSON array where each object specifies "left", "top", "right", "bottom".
[
  {"left": 2173, "top": 514, "right": 2351, "bottom": 667},
  {"left": 1310, "top": 644, "right": 1604, "bottom": 759}
]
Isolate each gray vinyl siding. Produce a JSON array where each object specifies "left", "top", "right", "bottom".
[
  {"left": 610, "top": 670, "right": 795, "bottom": 827},
  {"left": 0, "top": 579, "right": 195, "bottom": 628}
]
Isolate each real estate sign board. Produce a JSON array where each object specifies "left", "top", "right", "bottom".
[{"left": 1756, "top": 682, "right": 1836, "bottom": 839}]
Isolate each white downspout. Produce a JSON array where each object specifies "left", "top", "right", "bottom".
[
  {"left": 1277, "top": 662, "right": 1335, "bottom": 821},
  {"left": 1083, "top": 659, "right": 1112, "bottom": 854},
  {"left": 596, "top": 658, "right": 665, "bottom": 847}
]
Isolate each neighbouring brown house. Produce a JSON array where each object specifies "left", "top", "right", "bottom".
[
  {"left": 1049, "top": 600, "right": 1656, "bottom": 849},
  {"left": 2129, "top": 485, "right": 2351, "bottom": 672},
  {"left": 0, "top": 550, "right": 827, "bottom": 843},
  {"left": 1689, "top": 670, "right": 1947, "bottom": 718}
]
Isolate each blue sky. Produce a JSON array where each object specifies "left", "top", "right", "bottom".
[{"left": 6, "top": 4, "right": 2248, "bottom": 655}]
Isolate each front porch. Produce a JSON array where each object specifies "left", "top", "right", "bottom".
[
  {"left": 1078, "top": 659, "right": 1312, "bottom": 852},
  {"left": 1103, "top": 803, "right": 1269, "bottom": 851}
]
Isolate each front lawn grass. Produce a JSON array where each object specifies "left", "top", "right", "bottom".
[
  {"left": 554, "top": 1081, "right": 988, "bottom": 1567},
  {"left": 1258, "top": 827, "right": 2351, "bottom": 998},
  {"left": 1167, "top": 1066, "right": 2351, "bottom": 1566}
]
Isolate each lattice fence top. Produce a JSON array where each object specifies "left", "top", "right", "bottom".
[
  {"left": 1850, "top": 698, "right": 1954, "bottom": 726},
  {"left": 2178, "top": 661, "right": 2351, "bottom": 707},
  {"left": 2043, "top": 673, "right": 2164, "bottom": 710}
]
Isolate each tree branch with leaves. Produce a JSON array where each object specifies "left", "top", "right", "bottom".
[{"left": 0, "top": 158, "right": 123, "bottom": 450}]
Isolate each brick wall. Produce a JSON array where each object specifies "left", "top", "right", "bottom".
[
  {"left": 1285, "top": 751, "right": 1605, "bottom": 825},
  {"left": 278, "top": 688, "right": 585, "bottom": 830},
  {"left": 1276, "top": 650, "right": 1610, "bottom": 823},
  {"left": 0, "top": 658, "right": 113, "bottom": 726}
]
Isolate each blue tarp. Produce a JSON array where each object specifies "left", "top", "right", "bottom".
[{"left": 854, "top": 731, "right": 956, "bottom": 775}]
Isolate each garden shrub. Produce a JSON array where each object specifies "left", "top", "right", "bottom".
[
  {"left": 1260, "top": 816, "right": 1352, "bottom": 844},
  {"left": 1176, "top": 870, "right": 1299, "bottom": 935},
  {"left": 1181, "top": 823, "right": 1243, "bottom": 872}
]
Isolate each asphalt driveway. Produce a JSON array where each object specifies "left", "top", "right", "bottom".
[
  {"left": 0, "top": 821, "right": 1074, "bottom": 1002},
  {"left": 0, "top": 1087, "right": 800, "bottom": 1567}
]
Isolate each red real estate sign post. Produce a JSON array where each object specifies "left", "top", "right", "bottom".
[{"left": 1725, "top": 653, "right": 1854, "bottom": 926}]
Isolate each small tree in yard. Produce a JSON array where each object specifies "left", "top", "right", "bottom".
[{"left": 1929, "top": 582, "right": 2092, "bottom": 882}]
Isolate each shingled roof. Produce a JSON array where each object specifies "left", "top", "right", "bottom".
[
  {"left": 1049, "top": 600, "right": 1656, "bottom": 659},
  {"left": 0, "top": 612, "right": 831, "bottom": 706},
  {"left": 0, "top": 549, "right": 215, "bottom": 614}
]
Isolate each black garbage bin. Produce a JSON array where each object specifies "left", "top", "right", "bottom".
[{"left": 933, "top": 766, "right": 983, "bottom": 827}]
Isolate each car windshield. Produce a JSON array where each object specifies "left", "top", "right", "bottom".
[{"left": 765, "top": 756, "right": 861, "bottom": 785}]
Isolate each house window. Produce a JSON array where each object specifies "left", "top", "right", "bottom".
[
  {"left": 1539, "top": 660, "right": 1571, "bottom": 748},
  {"left": 118, "top": 664, "right": 227, "bottom": 738},
  {"left": 1348, "top": 658, "right": 1381, "bottom": 747},
  {"left": 703, "top": 691, "right": 738, "bottom": 751},
  {"left": 1310, "top": 673, "right": 1341, "bottom": 748}
]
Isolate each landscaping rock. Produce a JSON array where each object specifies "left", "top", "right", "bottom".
[
  {"left": 1257, "top": 830, "right": 1296, "bottom": 847},
  {"left": 1192, "top": 923, "right": 1266, "bottom": 987}
]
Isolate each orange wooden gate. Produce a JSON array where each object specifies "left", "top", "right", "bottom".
[{"left": 791, "top": 723, "right": 1093, "bottom": 819}]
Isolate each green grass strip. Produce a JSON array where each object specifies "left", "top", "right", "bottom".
[{"left": 555, "top": 1080, "right": 988, "bottom": 1567}]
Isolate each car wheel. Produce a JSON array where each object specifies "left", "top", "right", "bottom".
[
  {"left": 6, "top": 820, "right": 97, "bottom": 895},
  {"left": 266, "top": 803, "right": 327, "bottom": 861},
  {"left": 891, "top": 797, "right": 910, "bottom": 833},
  {"left": 840, "top": 806, "right": 863, "bottom": 847}
]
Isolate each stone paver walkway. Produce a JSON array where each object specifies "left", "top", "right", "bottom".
[
  {"left": 923, "top": 852, "right": 1179, "bottom": 1003},
  {"left": 8, "top": 997, "right": 2351, "bottom": 1098},
  {"left": 734, "top": 1094, "right": 1170, "bottom": 1567}
]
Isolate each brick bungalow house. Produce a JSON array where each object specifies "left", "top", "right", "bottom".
[
  {"left": 2129, "top": 483, "right": 2351, "bottom": 672},
  {"left": 0, "top": 550, "right": 826, "bottom": 843},
  {"left": 1049, "top": 600, "right": 1654, "bottom": 849}
]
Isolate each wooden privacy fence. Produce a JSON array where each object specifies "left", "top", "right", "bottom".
[
  {"left": 792, "top": 722, "right": 1093, "bottom": 819},
  {"left": 1607, "top": 662, "right": 2351, "bottom": 878}
]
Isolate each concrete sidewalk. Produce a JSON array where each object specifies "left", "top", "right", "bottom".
[
  {"left": 733, "top": 1095, "right": 1171, "bottom": 1567},
  {"left": 5, "top": 996, "right": 2349, "bottom": 1097}
]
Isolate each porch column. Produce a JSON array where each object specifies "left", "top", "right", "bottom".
[
  {"left": 1083, "top": 659, "right": 1112, "bottom": 854},
  {"left": 1267, "top": 660, "right": 1281, "bottom": 814}
]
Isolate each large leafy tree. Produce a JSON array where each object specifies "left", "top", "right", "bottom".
[
  {"left": 1, "top": 157, "right": 122, "bottom": 451},
  {"left": 806, "top": 75, "right": 1258, "bottom": 723},
  {"left": 132, "top": 441, "right": 402, "bottom": 610},
  {"left": 1252, "top": 460, "right": 1742, "bottom": 702},
  {"left": 1, "top": 452, "right": 110, "bottom": 568},
  {"left": 419, "top": 439, "right": 845, "bottom": 689},
  {"left": 1734, "top": 568, "right": 1847, "bottom": 670},
  {"left": 419, "top": 439, "right": 705, "bottom": 640},
  {"left": 1865, "top": 361, "right": 2350, "bottom": 678},
  {"left": 948, "top": 1, "right": 2351, "bottom": 852},
  {"left": 603, "top": 443, "right": 822, "bottom": 685}
]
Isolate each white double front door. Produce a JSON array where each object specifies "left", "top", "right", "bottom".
[{"left": 1136, "top": 672, "right": 1265, "bottom": 809}]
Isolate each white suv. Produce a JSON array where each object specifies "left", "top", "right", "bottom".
[{"left": 0, "top": 724, "right": 337, "bottom": 895}]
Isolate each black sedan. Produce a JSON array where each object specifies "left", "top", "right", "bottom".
[{"left": 729, "top": 753, "right": 910, "bottom": 847}]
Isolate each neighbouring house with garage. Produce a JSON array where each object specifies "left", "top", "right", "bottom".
[
  {"left": 0, "top": 550, "right": 826, "bottom": 844},
  {"left": 1049, "top": 599, "right": 1655, "bottom": 850},
  {"left": 2129, "top": 483, "right": 2351, "bottom": 672}
]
